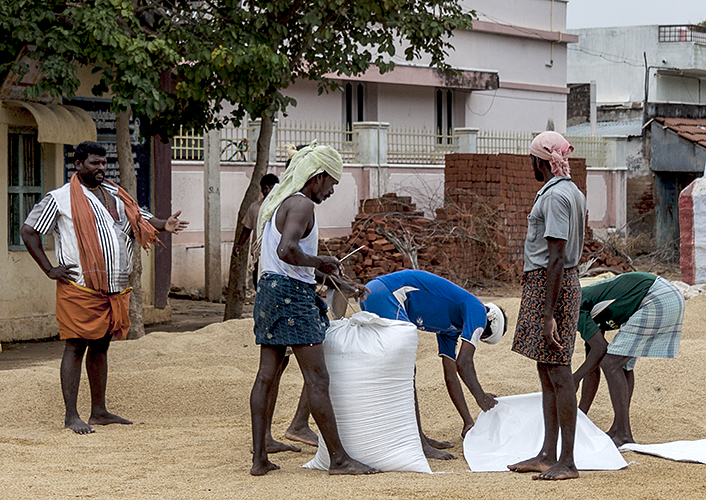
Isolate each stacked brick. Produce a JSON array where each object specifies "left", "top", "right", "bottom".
[
  {"left": 319, "top": 153, "right": 631, "bottom": 287},
  {"left": 581, "top": 238, "right": 634, "bottom": 273},
  {"left": 320, "top": 194, "right": 422, "bottom": 284},
  {"left": 444, "top": 153, "right": 587, "bottom": 266}
]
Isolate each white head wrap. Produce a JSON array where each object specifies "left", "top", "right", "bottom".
[
  {"left": 481, "top": 302, "right": 505, "bottom": 345},
  {"left": 253, "top": 140, "right": 343, "bottom": 256}
]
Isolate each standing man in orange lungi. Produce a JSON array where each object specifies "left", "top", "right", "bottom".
[{"left": 21, "top": 141, "right": 189, "bottom": 434}]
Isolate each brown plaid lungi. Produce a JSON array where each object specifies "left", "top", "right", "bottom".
[{"left": 512, "top": 267, "right": 580, "bottom": 365}]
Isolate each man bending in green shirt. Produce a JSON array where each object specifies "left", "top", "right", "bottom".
[{"left": 573, "top": 272, "right": 684, "bottom": 446}]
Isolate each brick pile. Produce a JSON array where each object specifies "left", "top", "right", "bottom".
[
  {"left": 321, "top": 192, "right": 516, "bottom": 286},
  {"left": 581, "top": 227, "right": 634, "bottom": 273},
  {"left": 320, "top": 153, "right": 634, "bottom": 286}
]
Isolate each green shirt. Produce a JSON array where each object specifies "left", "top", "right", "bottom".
[{"left": 578, "top": 272, "right": 657, "bottom": 341}]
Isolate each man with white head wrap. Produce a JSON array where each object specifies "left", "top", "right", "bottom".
[
  {"left": 359, "top": 270, "right": 507, "bottom": 461},
  {"left": 249, "top": 141, "right": 374, "bottom": 477},
  {"left": 508, "top": 131, "right": 586, "bottom": 481}
]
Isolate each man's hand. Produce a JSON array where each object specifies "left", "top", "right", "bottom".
[
  {"left": 316, "top": 255, "right": 342, "bottom": 276},
  {"left": 543, "top": 317, "right": 563, "bottom": 350},
  {"left": 164, "top": 210, "right": 190, "bottom": 234},
  {"left": 47, "top": 264, "right": 79, "bottom": 284},
  {"left": 336, "top": 281, "right": 370, "bottom": 301},
  {"left": 475, "top": 392, "right": 498, "bottom": 412}
]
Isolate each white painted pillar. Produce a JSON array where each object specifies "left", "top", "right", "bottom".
[
  {"left": 455, "top": 127, "right": 479, "bottom": 153},
  {"left": 203, "top": 129, "right": 222, "bottom": 302},
  {"left": 354, "top": 121, "right": 389, "bottom": 198},
  {"left": 604, "top": 135, "right": 627, "bottom": 169}
]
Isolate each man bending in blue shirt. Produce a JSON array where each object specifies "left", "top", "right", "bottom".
[{"left": 360, "top": 269, "right": 506, "bottom": 460}]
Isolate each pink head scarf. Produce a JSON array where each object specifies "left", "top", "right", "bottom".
[{"left": 529, "top": 131, "right": 574, "bottom": 177}]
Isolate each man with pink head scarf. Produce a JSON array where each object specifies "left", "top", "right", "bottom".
[
  {"left": 529, "top": 131, "right": 574, "bottom": 177},
  {"left": 508, "top": 131, "right": 586, "bottom": 481}
]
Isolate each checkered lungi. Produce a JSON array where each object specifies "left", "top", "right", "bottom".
[
  {"left": 253, "top": 273, "right": 330, "bottom": 347},
  {"left": 607, "top": 276, "right": 684, "bottom": 371}
]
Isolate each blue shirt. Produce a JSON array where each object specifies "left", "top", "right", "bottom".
[{"left": 360, "top": 270, "right": 487, "bottom": 360}]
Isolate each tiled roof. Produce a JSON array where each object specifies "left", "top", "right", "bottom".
[{"left": 655, "top": 117, "right": 706, "bottom": 149}]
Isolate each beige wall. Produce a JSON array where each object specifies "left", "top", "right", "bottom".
[{"left": 0, "top": 102, "right": 157, "bottom": 342}]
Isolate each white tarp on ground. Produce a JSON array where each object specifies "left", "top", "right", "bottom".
[
  {"left": 303, "top": 312, "right": 431, "bottom": 473},
  {"left": 620, "top": 440, "right": 706, "bottom": 464},
  {"left": 463, "top": 392, "right": 627, "bottom": 472}
]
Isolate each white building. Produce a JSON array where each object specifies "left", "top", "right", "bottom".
[
  {"left": 284, "top": 0, "right": 576, "bottom": 133},
  {"left": 567, "top": 24, "right": 706, "bottom": 243},
  {"left": 173, "top": 0, "right": 583, "bottom": 294}
]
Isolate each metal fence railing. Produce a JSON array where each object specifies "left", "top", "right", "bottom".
[
  {"left": 387, "top": 126, "right": 456, "bottom": 164},
  {"left": 275, "top": 120, "right": 356, "bottom": 163},
  {"left": 477, "top": 129, "right": 533, "bottom": 155},
  {"left": 172, "top": 124, "right": 609, "bottom": 168},
  {"left": 220, "top": 124, "right": 252, "bottom": 162},
  {"left": 477, "top": 130, "right": 607, "bottom": 167},
  {"left": 569, "top": 135, "right": 607, "bottom": 168},
  {"left": 172, "top": 126, "right": 204, "bottom": 161},
  {"left": 659, "top": 25, "right": 706, "bottom": 44}
]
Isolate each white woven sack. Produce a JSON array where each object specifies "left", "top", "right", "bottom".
[{"left": 302, "top": 311, "right": 431, "bottom": 473}]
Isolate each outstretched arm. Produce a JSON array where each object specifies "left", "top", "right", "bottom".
[
  {"left": 456, "top": 341, "right": 497, "bottom": 412},
  {"left": 149, "top": 210, "right": 190, "bottom": 233},
  {"left": 20, "top": 224, "right": 78, "bottom": 283},
  {"left": 573, "top": 332, "right": 608, "bottom": 389},
  {"left": 441, "top": 356, "right": 475, "bottom": 436},
  {"left": 314, "top": 270, "right": 369, "bottom": 300}
]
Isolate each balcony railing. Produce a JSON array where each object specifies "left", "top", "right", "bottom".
[
  {"left": 659, "top": 25, "right": 706, "bottom": 44},
  {"left": 172, "top": 124, "right": 608, "bottom": 167}
]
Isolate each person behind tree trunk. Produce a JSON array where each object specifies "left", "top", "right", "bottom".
[
  {"left": 21, "top": 141, "right": 188, "bottom": 434},
  {"left": 235, "top": 173, "right": 280, "bottom": 288},
  {"left": 507, "top": 131, "right": 586, "bottom": 481},
  {"left": 573, "top": 271, "right": 684, "bottom": 447}
]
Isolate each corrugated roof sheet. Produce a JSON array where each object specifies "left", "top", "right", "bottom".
[
  {"left": 566, "top": 120, "right": 642, "bottom": 137},
  {"left": 655, "top": 117, "right": 706, "bottom": 149}
]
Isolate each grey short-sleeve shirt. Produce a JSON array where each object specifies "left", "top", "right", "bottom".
[{"left": 523, "top": 176, "right": 586, "bottom": 272}]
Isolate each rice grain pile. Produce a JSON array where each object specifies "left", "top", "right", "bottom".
[{"left": 0, "top": 296, "right": 704, "bottom": 499}]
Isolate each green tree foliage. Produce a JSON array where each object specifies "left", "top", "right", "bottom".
[
  {"left": 1, "top": 0, "right": 185, "bottom": 337},
  {"left": 2, "top": 0, "right": 475, "bottom": 319},
  {"left": 168, "top": 1, "right": 475, "bottom": 319}
]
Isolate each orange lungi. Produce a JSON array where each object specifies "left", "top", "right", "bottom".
[{"left": 56, "top": 281, "right": 131, "bottom": 340}]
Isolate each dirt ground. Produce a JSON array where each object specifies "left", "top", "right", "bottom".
[{"left": 0, "top": 295, "right": 705, "bottom": 500}]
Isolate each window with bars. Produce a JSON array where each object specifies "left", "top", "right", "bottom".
[
  {"left": 8, "top": 130, "right": 43, "bottom": 250},
  {"left": 344, "top": 82, "right": 365, "bottom": 141},
  {"left": 436, "top": 89, "right": 453, "bottom": 145}
]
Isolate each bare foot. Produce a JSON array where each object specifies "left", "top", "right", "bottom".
[
  {"left": 249, "top": 438, "right": 301, "bottom": 454},
  {"left": 329, "top": 457, "right": 378, "bottom": 475},
  {"left": 250, "top": 460, "right": 280, "bottom": 476},
  {"left": 65, "top": 416, "right": 95, "bottom": 435},
  {"left": 88, "top": 411, "right": 132, "bottom": 426},
  {"left": 532, "top": 462, "right": 579, "bottom": 480},
  {"left": 461, "top": 423, "right": 474, "bottom": 438},
  {"left": 611, "top": 433, "right": 634, "bottom": 448},
  {"left": 424, "top": 436, "right": 454, "bottom": 450},
  {"left": 423, "top": 442, "right": 456, "bottom": 461},
  {"left": 284, "top": 427, "right": 319, "bottom": 447},
  {"left": 508, "top": 456, "right": 554, "bottom": 473}
]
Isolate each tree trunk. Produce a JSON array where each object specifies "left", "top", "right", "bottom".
[
  {"left": 223, "top": 114, "right": 273, "bottom": 320},
  {"left": 116, "top": 107, "right": 145, "bottom": 339}
]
